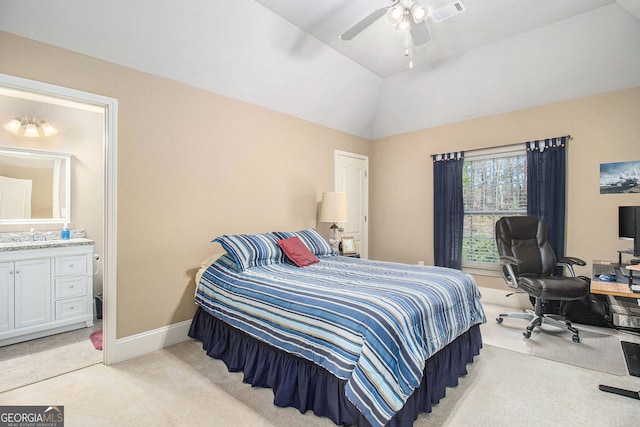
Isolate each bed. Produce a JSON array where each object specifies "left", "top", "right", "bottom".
[{"left": 189, "top": 229, "right": 486, "bottom": 427}]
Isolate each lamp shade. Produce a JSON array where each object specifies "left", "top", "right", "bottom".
[
  {"left": 410, "top": 3, "right": 427, "bottom": 23},
  {"left": 319, "top": 192, "right": 347, "bottom": 223},
  {"left": 387, "top": 5, "right": 405, "bottom": 23},
  {"left": 40, "top": 121, "right": 58, "bottom": 136},
  {"left": 3, "top": 118, "right": 21, "bottom": 134},
  {"left": 24, "top": 123, "right": 39, "bottom": 137}
]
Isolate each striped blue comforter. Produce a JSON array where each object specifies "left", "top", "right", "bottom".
[{"left": 195, "top": 256, "right": 486, "bottom": 427}]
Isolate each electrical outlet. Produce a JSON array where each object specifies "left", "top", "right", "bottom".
[{"left": 418, "top": 261, "right": 424, "bottom": 266}]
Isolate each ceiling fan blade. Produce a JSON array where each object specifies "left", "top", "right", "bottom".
[
  {"left": 340, "top": 7, "right": 389, "bottom": 41},
  {"left": 410, "top": 20, "right": 431, "bottom": 46}
]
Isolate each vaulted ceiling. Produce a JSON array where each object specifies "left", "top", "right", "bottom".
[
  {"left": 256, "top": 0, "right": 617, "bottom": 78},
  {"left": 1, "top": 0, "right": 639, "bottom": 139}
]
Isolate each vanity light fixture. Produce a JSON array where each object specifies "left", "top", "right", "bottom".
[{"left": 3, "top": 115, "right": 58, "bottom": 138}]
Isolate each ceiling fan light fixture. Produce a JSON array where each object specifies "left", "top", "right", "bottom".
[
  {"left": 410, "top": 3, "right": 428, "bottom": 23},
  {"left": 396, "top": 13, "right": 411, "bottom": 31},
  {"left": 387, "top": 4, "right": 405, "bottom": 24}
]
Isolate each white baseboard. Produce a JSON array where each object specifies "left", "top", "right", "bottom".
[
  {"left": 108, "top": 319, "right": 193, "bottom": 365},
  {"left": 479, "top": 286, "right": 530, "bottom": 309}
]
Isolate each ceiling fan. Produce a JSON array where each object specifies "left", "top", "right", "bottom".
[
  {"left": 340, "top": 0, "right": 432, "bottom": 46},
  {"left": 340, "top": 1, "right": 467, "bottom": 67}
]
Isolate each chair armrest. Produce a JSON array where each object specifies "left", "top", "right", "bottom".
[
  {"left": 499, "top": 256, "right": 520, "bottom": 289},
  {"left": 557, "top": 256, "right": 586, "bottom": 266},
  {"left": 556, "top": 256, "right": 586, "bottom": 277},
  {"left": 500, "top": 255, "right": 521, "bottom": 266}
]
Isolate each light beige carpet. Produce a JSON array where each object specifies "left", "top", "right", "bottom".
[
  {"left": 3, "top": 339, "right": 640, "bottom": 426},
  {"left": 481, "top": 303, "right": 631, "bottom": 376}
]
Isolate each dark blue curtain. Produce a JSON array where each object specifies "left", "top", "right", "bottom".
[
  {"left": 432, "top": 152, "right": 464, "bottom": 269},
  {"left": 526, "top": 137, "right": 567, "bottom": 260}
]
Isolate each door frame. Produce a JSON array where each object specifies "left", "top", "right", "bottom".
[
  {"left": 0, "top": 73, "right": 119, "bottom": 365},
  {"left": 334, "top": 150, "right": 369, "bottom": 259}
]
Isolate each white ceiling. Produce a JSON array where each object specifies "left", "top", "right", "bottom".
[
  {"left": 1, "top": 0, "right": 639, "bottom": 139},
  {"left": 254, "top": 0, "right": 616, "bottom": 78}
]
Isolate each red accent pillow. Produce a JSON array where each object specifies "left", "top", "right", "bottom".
[{"left": 277, "top": 236, "right": 319, "bottom": 267}]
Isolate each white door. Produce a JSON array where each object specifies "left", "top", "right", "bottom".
[
  {"left": 334, "top": 151, "right": 368, "bottom": 259},
  {"left": 0, "top": 175, "right": 32, "bottom": 219}
]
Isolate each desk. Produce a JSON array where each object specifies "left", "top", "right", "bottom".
[
  {"left": 591, "top": 280, "right": 639, "bottom": 298},
  {"left": 592, "top": 262, "right": 640, "bottom": 330},
  {"left": 591, "top": 261, "right": 640, "bottom": 298}
]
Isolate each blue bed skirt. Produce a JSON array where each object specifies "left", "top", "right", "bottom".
[{"left": 188, "top": 307, "right": 482, "bottom": 427}]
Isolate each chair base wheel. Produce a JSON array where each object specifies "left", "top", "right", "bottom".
[{"left": 495, "top": 308, "right": 582, "bottom": 342}]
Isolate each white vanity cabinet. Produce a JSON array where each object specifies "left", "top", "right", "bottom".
[
  {"left": 0, "top": 258, "right": 51, "bottom": 332},
  {"left": 0, "top": 240, "right": 94, "bottom": 346}
]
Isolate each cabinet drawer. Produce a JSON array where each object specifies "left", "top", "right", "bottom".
[
  {"left": 55, "top": 255, "right": 87, "bottom": 277},
  {"left": 56, "top": 297, "right": 87, "bottom": 320},
  {"left": 55, "top": 276, "right": 87, "bottom": 299}
]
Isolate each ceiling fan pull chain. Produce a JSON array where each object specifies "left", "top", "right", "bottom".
[
  {"left": 404, "top": 31, "right": 414, "bottom": 68},
  {"left": 404, "top": 31, "right": 410, "bottom": 57},
  {"left": 409, "top": 45, "right": 414, "bottom": 69}
]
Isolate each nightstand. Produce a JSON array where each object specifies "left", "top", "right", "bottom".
[{"left": 341, "top": 253, "right": 360, "bottom": 258}]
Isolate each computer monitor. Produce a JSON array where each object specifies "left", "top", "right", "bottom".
[{"left": 619, "top": 206, "right": 640, "bottom": 256}]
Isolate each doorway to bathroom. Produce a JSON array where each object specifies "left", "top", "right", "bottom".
[{"left": 0, "top": 74, "right": 118, "bottom": 388}]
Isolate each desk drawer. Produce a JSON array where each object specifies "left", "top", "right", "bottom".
[
  {"left": 55, "top": 276, "right": 87, "bottom": 299},
  {"left": 56, "top": 255, "right": 87, "bottom": 277},
  {"left": 55, "top": 297, "right": 87, "bottom": 320}
]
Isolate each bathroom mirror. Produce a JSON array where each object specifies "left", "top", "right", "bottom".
[{"left": 0, "top": 147, "right": 71, "bottom": 224}]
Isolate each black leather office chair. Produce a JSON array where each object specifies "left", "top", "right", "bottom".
[{"left": 494, "top": 216, "right": 590, "bottom": 342}]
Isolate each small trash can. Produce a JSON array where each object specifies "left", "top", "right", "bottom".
[{"left": 95, "top": 293, "right": 103, "bottom": 319}]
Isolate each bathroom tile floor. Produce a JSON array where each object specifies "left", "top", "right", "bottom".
[{"left": 0, "top": 320, "right": 102, "bottom": 393}]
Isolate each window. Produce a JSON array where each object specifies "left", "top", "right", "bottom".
[{"left": 462, "top": 147, "right": 527, "bottom": 266}]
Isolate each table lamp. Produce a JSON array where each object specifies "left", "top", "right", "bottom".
[{"left": 319, "top": 192, "right": 347, "bottom": 251}]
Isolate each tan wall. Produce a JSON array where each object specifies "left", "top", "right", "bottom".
[
  {"left": 0, "top": 32, "right": 369, "bottom": 338},
  {"left": 370, "top": 87, "right": 640, "bottom": 290},
  {"left": 3, "top": 30, "right": 638, "bottom": 335}
]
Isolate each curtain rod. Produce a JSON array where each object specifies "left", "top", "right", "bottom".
[{"left": 431, "top": 134, "right": 572, "bottom": 158}]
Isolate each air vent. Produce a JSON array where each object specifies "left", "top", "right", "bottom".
[{"left": 430, "top": 1, "right": 467, "bottom": 23}]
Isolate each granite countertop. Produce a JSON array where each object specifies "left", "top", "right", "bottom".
[{"left": 0, "top": 238, "right": 95, "bottom": 252}]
